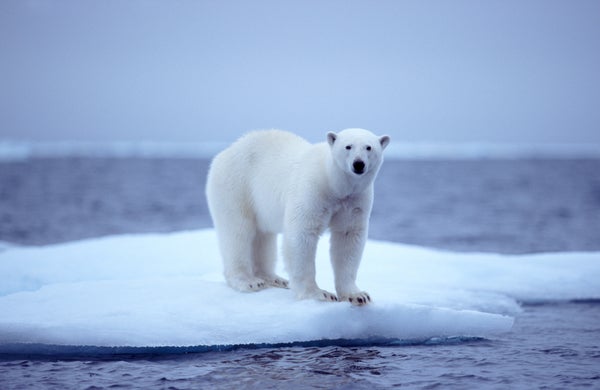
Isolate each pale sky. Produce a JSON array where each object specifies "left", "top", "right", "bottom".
[{"left": 1, "top": 0, "right": 599, "bottom": 145}]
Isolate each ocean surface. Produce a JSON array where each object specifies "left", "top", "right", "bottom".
[{"left": 1, "top": 157, "right": 600, "bottom": 389}]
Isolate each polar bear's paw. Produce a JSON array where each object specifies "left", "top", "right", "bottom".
[
  {"left": 319, "top": 289, "right": 339, "bottom": 302},
  {"left": 295, "top": 288, "right": 338, "bottom": 302},
  {"left": 227, "top": 276, "right": 268, "bottom": 292},
  {"left": 342, "top": 291, "right": 372, "bottom": 306},
  {"left": 309, "top": 289, "right": 338, "bottom": 302},
  {"left": 267, "top": 276, "right": 290, "bottom": 289}
]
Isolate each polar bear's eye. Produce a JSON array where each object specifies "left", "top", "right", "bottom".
[
  {"left": 345, "top": 145, "right": 352, "bottom": 150},
  {"left": 366, "top": 146, "right": 372, "bottom": 151}
]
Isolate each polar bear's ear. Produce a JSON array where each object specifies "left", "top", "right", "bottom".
[
  {"left": 379, "top": 135, "right": 390, "bottom": 150},
  {"left": 327, "top": 132, "right": 337, "bottom": 147}
]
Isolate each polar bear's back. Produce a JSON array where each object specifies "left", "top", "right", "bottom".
[
  {"left": 206, "top": 130, "right": 315, "bottom": 232},
  {"left": 230, "top": 130, "right": 310, "bottom": 162},
  {"left": 212, "top": 130, "right": 310, "bottom": 177}
]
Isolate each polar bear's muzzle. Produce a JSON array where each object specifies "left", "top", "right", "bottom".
[{"left": 352, "top": 159, "right": 366, "bottom": 175}]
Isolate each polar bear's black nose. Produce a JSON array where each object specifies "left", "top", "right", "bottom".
[{"left": 352, "top": 160, "right": 365, "bottom": 175}]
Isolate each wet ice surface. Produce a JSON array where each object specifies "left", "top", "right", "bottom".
[{"left": 1, "top": 158, "right": 600, "bottom": 389}]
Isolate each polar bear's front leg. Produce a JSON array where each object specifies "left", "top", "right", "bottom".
[
  {"left": 330, "top": 229, "right": 371, "bottom": 306},
  {"left": 283, "top": 230, "right": 338, "bottom": 302}
]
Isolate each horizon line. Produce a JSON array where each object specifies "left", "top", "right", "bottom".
[{"left": 1, "top": 140, "right": 599, "bottom": 161}]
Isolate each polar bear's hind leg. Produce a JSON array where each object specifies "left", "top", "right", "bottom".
[
  {"left": 216, "top": 217, "right": 268, "bottom": 292},
  {"left": 253, "top": 232, "right": 289, "bottom": 289}
]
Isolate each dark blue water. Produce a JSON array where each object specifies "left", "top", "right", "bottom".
[{"left": 1, "top": 158, "right": 600, "bottom": 389}]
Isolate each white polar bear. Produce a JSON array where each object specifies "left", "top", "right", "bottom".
[{"left": 206, "top": 129, "right": 390, "bottom": 306}]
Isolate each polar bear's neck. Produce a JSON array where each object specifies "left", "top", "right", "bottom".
[{"left": 325, "top": 153, "right": 375, "bottom": 199}]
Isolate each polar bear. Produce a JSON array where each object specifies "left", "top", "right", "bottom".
[{"left": 206, "top": 129, "right": 390, "bottom": 306}]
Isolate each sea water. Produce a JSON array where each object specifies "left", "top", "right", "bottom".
[
  {"left": 2, "top": 303, "right": 599, "bottom": 389},
  {"left": 1, "top": 158, "right": 599, "bottom": 389}
]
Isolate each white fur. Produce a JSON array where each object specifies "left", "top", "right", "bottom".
[{"left": 205, "top": 129, "right": 390, "bottom": 305}]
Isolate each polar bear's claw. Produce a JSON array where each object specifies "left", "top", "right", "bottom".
[
  {"left": 345, "top": 292, "right": 372, "bottom": 306},
  {"left": 248, "top": 281, "right": 266, "bottom": 290},
  {"left": 227, "top": 277, "right": 268, "bottom": 292},
  {"left": 268, "top": 276, "right": 289, "bottom": 289},
  {"left": 320, "top": 291, "right": 338, "bottom": 302}
]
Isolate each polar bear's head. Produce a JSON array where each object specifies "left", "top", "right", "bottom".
[{"left": 327, "top": 128, "right": 390, "bottom": 177}]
